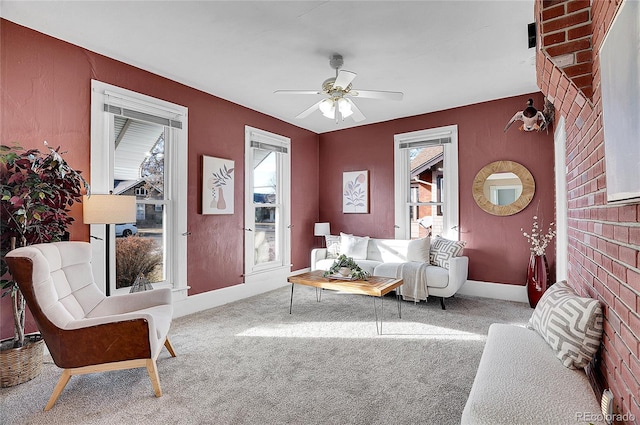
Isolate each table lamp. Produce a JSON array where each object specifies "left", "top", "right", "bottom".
[
  {"left": 83, "top": 193, "right": 136, "bottom": 295},
  {"left": 314, "top": 222, "right": 331, "bottom": 247}
]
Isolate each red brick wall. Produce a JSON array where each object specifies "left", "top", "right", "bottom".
[{"left": 536, "top": 1, "right": 640, "bottom": 423}]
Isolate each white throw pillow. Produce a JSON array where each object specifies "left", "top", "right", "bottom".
[
  {"left": 407, "top": 237, "right": 430, "bottom": 262},
  {"left": 324, "top": 235, "right": 341, "bottom": 259},
  {"left": 339, "top": 233, "right": 369, "bottom": 260}
]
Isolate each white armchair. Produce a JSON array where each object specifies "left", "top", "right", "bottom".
[{"left": 5, "top": 241, "right": 176, "bottom": 411}]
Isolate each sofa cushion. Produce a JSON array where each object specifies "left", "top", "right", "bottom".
[
  {"left": 461, "top": 323, "right": 604, "bottom": 424},
  {"left": 325, "top": 235, "right": 341, "bottom": 259},
  {"left": 527, "top": 280, "right": 603, "bottom": 369},
  {"left": 339, "top": 233, "right": 369, "bottom": 260},
  {"left": 407, "top": 237, "right": 430, "bottom": 262},
  {"left": 429, "top": 236, "right": 466, "bottom": 269},
  {"left": 352, "top": 260, "right": 381, "bottom": 275},
  {"left": 424, "top": 265, "right": 449, "bottom": 289}
]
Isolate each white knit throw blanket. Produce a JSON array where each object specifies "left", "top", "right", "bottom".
[{"left": 395, "top": 262, "right": 428, "bottom": 302}]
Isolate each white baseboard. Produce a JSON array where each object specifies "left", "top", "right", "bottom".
[
  {"left": 173, "top": 267, "right": 310, "bottom": 318},
  {"left": 457, "top": 280, "right": 528, "bottom": 304}
]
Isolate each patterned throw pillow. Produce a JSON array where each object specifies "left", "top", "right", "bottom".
[
  {"left": 325, "top": 235, "right": 341, "bottom": 259},
  {"left": 429, "top": 236, "right": 465, "bottom": 269},
  {"left": 528, "top": 280, "right": 603, "bottom": 369}
]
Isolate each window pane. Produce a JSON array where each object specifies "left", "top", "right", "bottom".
[
  {"left": 113, "top": 117, "right": 166, "bottom": 288},
  {"left": 409, "top": 145, "right": 444, "bottom": 239},
  {"left": 410, "top": 145, "right": 443, "bottom": 202},
  {"left": 255, "top": 206, "right": 276, "bottom": 264},
  {"left": 115, "top": 204, "right": 165, "bottom": 289},
  {"left": 253, "top": 150, "right": 276, "bottom": 204}
]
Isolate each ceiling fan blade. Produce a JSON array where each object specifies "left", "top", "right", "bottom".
[
  {"left": 350, "top": 89, "right": 404, "bottom": 101},
  {"left": 332, "top": 70, "right": 357, "bottom": 90},
  {"left": 345, "top": 98, "right": 366, "bottom": 122},
  {"left": 274, "top": 90, "right": 323, "bottom": 95},
  {"left": 295, "top": 99, "right": 324, "bottom": 119}
]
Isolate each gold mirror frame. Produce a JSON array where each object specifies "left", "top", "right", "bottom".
[{"left": 472, "top": 160, "right": 535, "bottom": 216}]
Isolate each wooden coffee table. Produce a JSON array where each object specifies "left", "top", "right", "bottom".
[{"left": 287, "top": 270, "right": 403, "bottom": 334}]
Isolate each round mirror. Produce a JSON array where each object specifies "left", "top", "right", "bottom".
[{"left": 472, "top": 160, "right": 535, "bottom": 216}]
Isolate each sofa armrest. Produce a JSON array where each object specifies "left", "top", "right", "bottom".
[
  {"left": 310, "top": 248, "right": 327, "bottom": 271},
  {"left": 445, "top": 256, "right": 469, "bottom": 295}
]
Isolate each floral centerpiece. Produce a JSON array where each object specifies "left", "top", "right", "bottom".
[{"left": 323, "top": 254, "right": 370, "bottom": 280}]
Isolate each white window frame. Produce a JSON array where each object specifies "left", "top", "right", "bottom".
[
  {"left": 244, "top": 126, "right": 291, "bottom": 280},
  {"left": 394, "top": 125, "right": 459, "bottom": 240},
  {"left": 90, "top": 80, "right": 188, "bottom": 300}
]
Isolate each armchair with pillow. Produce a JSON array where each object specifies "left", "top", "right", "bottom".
[{"left": 311, "top": 233, "right": 469, "bottom": 309}]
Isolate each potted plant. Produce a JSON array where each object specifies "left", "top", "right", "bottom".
[
  {"left": 0, "top": 143, "right": 89, "bottom": 387},
  {"left": 324, "top": 254, "right": 370, "bottom": 280}
]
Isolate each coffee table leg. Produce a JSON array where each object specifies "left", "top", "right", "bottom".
[
  {"left": 397, "top": 293, "right": 402, "bottom": 319},
  {"left": 289, "top": 283, "right": 294, "bottom": 314},
  {"left": 373, "top": 296, "right": 384, "bottom": 335}
]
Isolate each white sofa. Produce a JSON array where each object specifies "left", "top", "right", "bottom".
[
  {"left": 462, "top": 281, "right": 605, "bottom": 424},
  {"left": 311, "top": 236, "right": 468, "bottom": 309}
]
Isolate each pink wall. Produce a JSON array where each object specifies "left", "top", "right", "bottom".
[
  {"left": 0, "top": 20, "right": 319, "bottom": 339},
  {"left": 318, "top": 93, "right": 556, "bottom": 285}
]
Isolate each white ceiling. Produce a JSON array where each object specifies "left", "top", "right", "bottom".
[{"left": 1, "top": 0, "right": 539, "bottom": 134}]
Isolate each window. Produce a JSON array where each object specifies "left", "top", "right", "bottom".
[
  {"left": 90, "top": 80, "right": 188, "bottom": 299},
  {"left": 244, "top": 126, "right": 291, "bottom": 280},
  {"left": 394, "top": 125, "right": 459, "bottom": 240}
]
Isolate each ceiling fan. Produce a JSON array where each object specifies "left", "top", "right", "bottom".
[{"left": 275, "top": 54, "right": 403, "bottom": 123}]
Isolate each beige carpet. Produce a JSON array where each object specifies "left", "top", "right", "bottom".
[{"left": 0, "top": 285, "right": 532, "bottom": 424}]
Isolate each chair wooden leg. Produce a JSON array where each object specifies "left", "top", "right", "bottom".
[
  {"left": 164, "top": 337, "right": 177, "bottom": 357},
  {"left": 45, "top": 369, "right": 72, "bottom": 411},
  {"left": 146, "top": 359, "right": 162, "bottom": 397}
]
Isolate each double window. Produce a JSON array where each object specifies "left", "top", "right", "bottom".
[
  {"left": 90, "top": 80, "right": 188, "bottom": 298},
  {"left": 244, "top": 126, "right": 291, "bottom": 279}
]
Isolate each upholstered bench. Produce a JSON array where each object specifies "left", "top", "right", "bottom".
[{"left": 461, "top": 281, "right": 605, "bottom": 424}]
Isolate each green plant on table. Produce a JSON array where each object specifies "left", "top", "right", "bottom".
[
  {"left": 323, "top": 254, "right": 370, "bottom": 280},
  {"left": 1, "top": 143, "right": 89, "bottom": 349}
]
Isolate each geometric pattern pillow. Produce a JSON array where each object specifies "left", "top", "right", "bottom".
[
  {"left": 429, "top": 236, "right": 466, "bottom": 269},
  {"left": 325, "top": 235, "right": 341, "bottom": 259},
  {"left": 527, "top": 280, "right": 603, "bottom": 369}
]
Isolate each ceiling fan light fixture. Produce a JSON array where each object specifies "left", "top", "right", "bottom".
[
  {"left": 337, "top": 98, "right": 353, "bottom": 118},
  {"left": 319, "top": 98, "right": 335, "bottom": 119}
]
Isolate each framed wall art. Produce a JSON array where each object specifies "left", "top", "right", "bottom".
[
  {"left": 203, "top": 155, "right": 234, "bottom": 214},
  {"left": 600, "top": 0, "right": 640, "bottom": 203},
  {"left": 343, "top": 170, "right": 369, "bottom": 213}
]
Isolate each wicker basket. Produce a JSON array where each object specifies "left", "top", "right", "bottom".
[{"left": 0, "top": 334, "right": 44, "bottom": 387}]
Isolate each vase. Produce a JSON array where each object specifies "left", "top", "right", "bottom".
[
  {"left": 217, "top": 187, "right": 226, "bottom": 210},
  {"left": 527, "top": 253, "right": 550, "bottom": 308}
]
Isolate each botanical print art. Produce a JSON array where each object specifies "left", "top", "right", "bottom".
[
  {"left": 203, "top": 156, "right": 234, "bottom": 214},
  {"left": 343, "top": 170, "right": 369, "bottom": 213}
]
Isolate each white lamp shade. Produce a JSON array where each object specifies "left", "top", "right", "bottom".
[
  {"left": 314, "top": 222, "right": 331, "bottom": 236},
  {"left": 83, "top": 194, "right": 136, "bottom": 224}
]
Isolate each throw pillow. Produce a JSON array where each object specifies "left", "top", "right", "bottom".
[
  {"left": 339, "top": 233, "right": 369, "bottom": 260},
  {"left": 528, "top": 280, "right": 603, "bottom": 369},
  {"left": 429, "top": 236, "right": 466, "bottom": 269},
  {"left": 407, "top": 237, "right": 431, "bottom": 263},
  {"left": 325, "top": 235, "right": 341, "bottom": 259}
]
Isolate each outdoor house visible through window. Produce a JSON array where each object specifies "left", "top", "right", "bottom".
[
  {"left": 394, "top": 126, "right": 459, "bottom": 241},
  {"left": 90, "top": 80, "right": 188, "bottom": 298}
]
